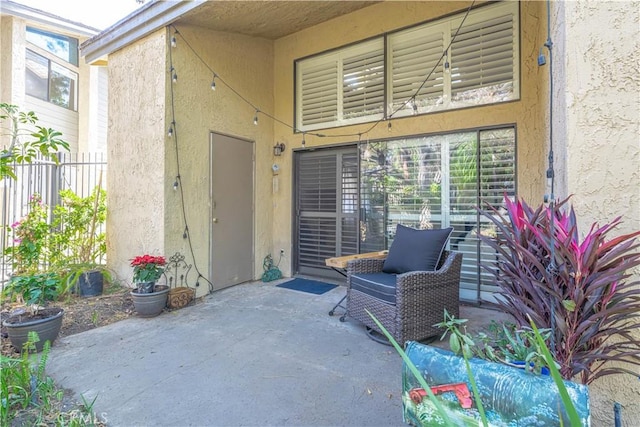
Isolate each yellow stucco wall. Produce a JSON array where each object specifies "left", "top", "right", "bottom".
[
  {"left": 161, "top": 26, "right": 274, "bottom": 295},
  {"left": 107, "top": 29, "right": 167, "bottom": 284},
  {"left": 272, "top": 1, "right": 548, "bottom": 276},
  {"left": 553, "top": 1, "right": 640, "bottom": 425},
  {"left": 105, "top": 2, "right": 638, "bottom": 423}
]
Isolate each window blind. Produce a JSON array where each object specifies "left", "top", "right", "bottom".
[
  {"left": 297, "top": 38, "right": 384, "bottom": 131},
  {"left": 342, "top": 49, "right": 385, "bottom": 120},
  {"left": 358, "top": 127, "right": 516, "bottom": 302},
  {"left": 295, "top": 2, "right": 519, "bottom": 131},
  {"left": 389, "top": 28, "right": 445, "bottom": 113},
  {"left": 450, "top": 12, "right": 515, "bottom": 103},
  {"left": 300, "top": 61, "right": 338, "bottom": 126}
]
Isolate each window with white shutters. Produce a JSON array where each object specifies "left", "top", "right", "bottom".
[
  {"left": 296, "top": 38, "right": 384, "bottom": 132},
  {"left": 449, "top": 5, "right": 518, "bottom": 107},
  {"left": 388, "top": 25, "right": 446, "bottom": 115},
  {"left": 295, "top": 2, "right": 519, "bottom": 130}
]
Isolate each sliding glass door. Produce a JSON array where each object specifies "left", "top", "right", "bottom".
[{"left": 359, "top": 127, "right": 516, "bottom": 302}]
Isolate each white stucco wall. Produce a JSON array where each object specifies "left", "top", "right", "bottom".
[
  {"left": 107, "top": 29, "right": 166, "bottom": 284},
  {"left": 553, "top": 1, "right": 640, "bottom": 425},
  {"left": 0, "top": 16, "right": 26, "bottom": 111}
]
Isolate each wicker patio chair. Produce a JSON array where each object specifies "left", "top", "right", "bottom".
[{"left": 344, "top": 250, "right": 462, "bottom": 345}]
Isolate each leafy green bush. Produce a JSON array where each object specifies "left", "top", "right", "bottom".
[
  {"left": 0, "top": 103, "right": 69, "bottom": 180},
  {"left": 2, "top": 271, "right": 63, "bottom": 307},
  {"left": 0, "top": 332, "right": 100, "bottom": 426},
  {"left": 49, "top": 187, "right": 107, "bottom": 267}
]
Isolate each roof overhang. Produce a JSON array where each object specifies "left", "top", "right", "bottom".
[
  {"left": 80, "top": 0, "right": 205, "bottom": 64},
  {"left": 1, "top": 0, "right": 99, "bottom": 37},
  {"left": 80, "top": 0, "right": 379, "bottom": 65}
]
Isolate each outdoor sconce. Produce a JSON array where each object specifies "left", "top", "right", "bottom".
[{"left": 273, "top": 142, "right": 286, "bottom": 156}]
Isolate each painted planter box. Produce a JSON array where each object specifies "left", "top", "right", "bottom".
[{"left": 403, "top": 342, "right": 590, "bottom": 426}]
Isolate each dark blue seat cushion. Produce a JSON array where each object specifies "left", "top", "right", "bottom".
[
  {"left": 382, "top": 225, "right": 453, "bottom": 274},
  {"left": 351, "top": 272, "right": 397, "bottom": 304}
]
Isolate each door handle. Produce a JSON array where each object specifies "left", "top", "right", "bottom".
[{"left": 212, "top": 217, "right": 219, "bottom": 223}]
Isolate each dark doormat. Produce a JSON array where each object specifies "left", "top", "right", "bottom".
[{"left": 276, "top": 278, "right": 338, "bottom": 295}]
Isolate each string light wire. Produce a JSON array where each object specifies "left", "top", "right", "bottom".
[
  {"left": 164, "top": 1, "right": 476, "bottom": 293},
  {"left": 167, "top": 0, "right": 476, "bottom": 140},
  {"left": 167, "top": 29, "right": 214, "bottom": 293}
]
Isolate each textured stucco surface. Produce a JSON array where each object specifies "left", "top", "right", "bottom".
[
  {"left": 104, "top": 1, "right": 638, "bottom": 422},
  {"left": 107, "top": 30, "right": 167, "bottom": 285},
  {"left": 163, "top": 26, "right": 274, "bottom": 296},
  {"left": 553, "top": 1, "right": 640, "bottom": 425},
  {"left": 272, "top": 1, "right": 548, "bottom": 275}
]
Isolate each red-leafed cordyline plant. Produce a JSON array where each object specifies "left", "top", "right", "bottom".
[{"left": 477, "top": 195, "right": 640, "bottom": 384}]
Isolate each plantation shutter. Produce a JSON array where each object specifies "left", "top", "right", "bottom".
[
  {"left": 477, "top": 128, "right": 516, "bottom": 295},
  {"left": 389, "top": 27, "right": 445, "bottom": 114},
  {"left": 450, "top": 12, "right": 515, "bottom": 97},
  {"left": 358, "top": 127, "right": 516, "bottom": 303},
  {"left": 299, "top": 61, "right": 338, "bottom": 127},
  {"left": 295, "top": 148, "right": 358, "bottom": 277},
  {"left": 297, "top": 38, "right": 383, "bottom": 131},
  {"left": 340, "top": 151, "right": 359, "bottom": 256},
  {"left": 342, "top": 47, "right": 385, "bottom": 120}
]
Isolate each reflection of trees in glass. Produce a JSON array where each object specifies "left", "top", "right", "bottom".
[
  {"left": 49, "top": 72, "right": 71, "bottom": 108},
  {"left": 450, "top": 138, "right": 478, "bottom": 214},
  {"left": 359, "top": 129, "right": 515, "bottom": 251},
  {"left": 479, "top": 129, "right": 516, "bottom": 206},
  {"left": 360, "top": 142, "right": 387, "bottom": 251}
]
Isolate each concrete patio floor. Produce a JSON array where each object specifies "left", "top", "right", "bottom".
[{"left": 47, "top": 279, "right": 511, "bottom": 426}]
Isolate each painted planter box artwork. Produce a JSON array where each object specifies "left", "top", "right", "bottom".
[{"left": 403, "top": 342, "right": 590, "bottom": 426}]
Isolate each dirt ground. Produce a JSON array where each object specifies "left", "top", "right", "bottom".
[{"left": 1, "top": 285, "right": 135, "bottom": 357}]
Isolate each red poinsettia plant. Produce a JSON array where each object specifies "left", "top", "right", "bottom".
[{"left": 130, "top": 254, "right": 166, "bottom": 283}]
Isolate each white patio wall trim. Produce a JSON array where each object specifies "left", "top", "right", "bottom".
[
  {"left": 1, "top": 0, "right": 98, "bottom": 37},
  {"left": 80, "top": 0, "right": 206, "bottom": 64}
]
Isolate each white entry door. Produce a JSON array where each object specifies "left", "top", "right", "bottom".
[{"left": 210, "top": 133, "right": 254, "bottom": 290}]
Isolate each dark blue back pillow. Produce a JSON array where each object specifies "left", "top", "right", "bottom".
[{"left": 382, "top": 225, "right": 454, "bottom": 274}]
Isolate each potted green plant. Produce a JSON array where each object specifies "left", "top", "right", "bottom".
[
  {"left": 478, "top": 195, "right": 640, "bottom": 384},
  {"left": 1, "top": 271, "right": 65, "bottom": 352},
  {"left": 50, "top": 186, "right": 109, "bottom": 297},
  {"left": 130, "top": 254, "right": 168, "bottom": 317}
]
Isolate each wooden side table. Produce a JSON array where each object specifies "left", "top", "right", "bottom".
[{"left": 324, "top": 250, "right": 388, "bottom": 318}]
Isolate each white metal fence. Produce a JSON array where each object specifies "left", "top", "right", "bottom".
[{"left": 1, "top": 152, "right": 107, "bottom": 284}]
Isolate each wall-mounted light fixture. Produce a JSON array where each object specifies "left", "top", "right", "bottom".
[{"left": 273, "top": 142, "right": 286, "bottom": 156}]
